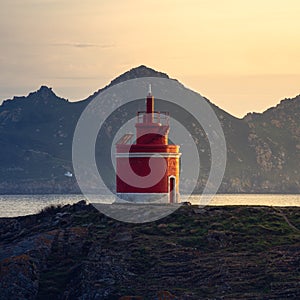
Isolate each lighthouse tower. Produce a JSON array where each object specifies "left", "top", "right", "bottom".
[{"left": 115, "top": 86, "right": 181, "bottom": 203}]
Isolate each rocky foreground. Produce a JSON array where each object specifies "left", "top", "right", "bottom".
[{"left": 0, "top": 201, "right": 300, "bottom": 300}]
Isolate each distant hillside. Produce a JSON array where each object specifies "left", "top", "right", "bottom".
[
  {"left": 0, "top": 66, "right": 299, "bottom": 193},
  {"left": 242, "top": 95, "right": 300, "bottom": 192}
]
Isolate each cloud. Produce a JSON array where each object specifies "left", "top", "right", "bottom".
[
  {"left": 50, "top": 43, "right": 115, "bottom": 49},
  {"left": 47, "top": 76, "right": 99, "bottom": 80}
]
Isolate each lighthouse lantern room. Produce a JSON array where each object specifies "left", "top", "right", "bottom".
[{"left": 116, "top": 86, "right": 181, "bottom": 203}]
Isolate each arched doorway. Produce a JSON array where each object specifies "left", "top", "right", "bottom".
[{"left": 169, "top": 176, "right": 176, "bottom": 203}]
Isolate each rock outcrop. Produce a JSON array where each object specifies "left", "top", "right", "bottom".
[{"left": 1, "top": 201, "right": 300, "bottom": 299}]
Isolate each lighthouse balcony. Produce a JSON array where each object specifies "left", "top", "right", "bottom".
[
  {"left": 137, "top": 111, "right": 169, "bottom": 125},
  {"left": 115, "top": 144, "right": 181, "bottom": 154}
]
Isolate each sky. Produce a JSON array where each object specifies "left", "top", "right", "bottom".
[{"left": 1, "top": 0, "right": 300, "bottom": 118}]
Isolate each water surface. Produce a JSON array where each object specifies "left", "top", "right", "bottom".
[{"left": 0, "top": 194, "right": 299, "bottom": 218}]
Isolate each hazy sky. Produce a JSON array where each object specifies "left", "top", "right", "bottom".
[{"left": 1, "top": 0, "right": 300, "bottom": 117}]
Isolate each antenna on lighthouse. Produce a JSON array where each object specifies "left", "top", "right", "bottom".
[
  {"left": 146, "top": 83, "right": 154, "bottom": 121},
  {"left": 148, "top": 84, "right": 152, "bottom": 96}
]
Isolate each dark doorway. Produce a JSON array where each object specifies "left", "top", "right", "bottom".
[{"left": 169, "top": 176, "right": 176, "bottom": 203}]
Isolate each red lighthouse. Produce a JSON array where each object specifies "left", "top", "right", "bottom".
[{"left": 116, "top": 86, "right": 181, "bottom": 203}]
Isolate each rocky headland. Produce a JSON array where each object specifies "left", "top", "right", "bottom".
[{"left": 1, "top": 201, "right": 300, "bottom": 299}]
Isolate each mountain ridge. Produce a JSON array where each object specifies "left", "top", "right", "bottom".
[
  {"left": 2, "top": 65, "right": 298, "bottom": 121},
  {"left": 0, "top": 65, "right": 299, "bottom": 194}
]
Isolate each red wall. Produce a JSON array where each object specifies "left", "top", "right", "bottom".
[{"left": 116, "top": 156, "right": 180, "bottom": 193}]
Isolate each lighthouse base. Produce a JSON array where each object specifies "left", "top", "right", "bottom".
[{"left": 115, "top": 193, "right": 179, "bottom": 204}]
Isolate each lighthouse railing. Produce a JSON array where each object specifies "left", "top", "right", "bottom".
[{"left": 137, "top": 111, "right": 169, "bottom": 125}]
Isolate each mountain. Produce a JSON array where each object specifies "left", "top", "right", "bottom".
[
  {"left": 83, "top": 65, "right": 170, "bottom": 102},
  {"left": 242, "top": 95, "right": 300, "bottom": 192},
  {"left": 0, "top": 86, "right": 85, "bottom": 193},
  {"left": 0, "top": 65, "right": 299, "bottom": 193}
]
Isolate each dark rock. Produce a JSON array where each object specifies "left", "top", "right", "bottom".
[{"left": 1, "top": 202, "right": 300, "bottom": 299}]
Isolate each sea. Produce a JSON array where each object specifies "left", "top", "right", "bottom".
[{"left": 0, "top": 194, "right": 300, "bottom": 218}]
